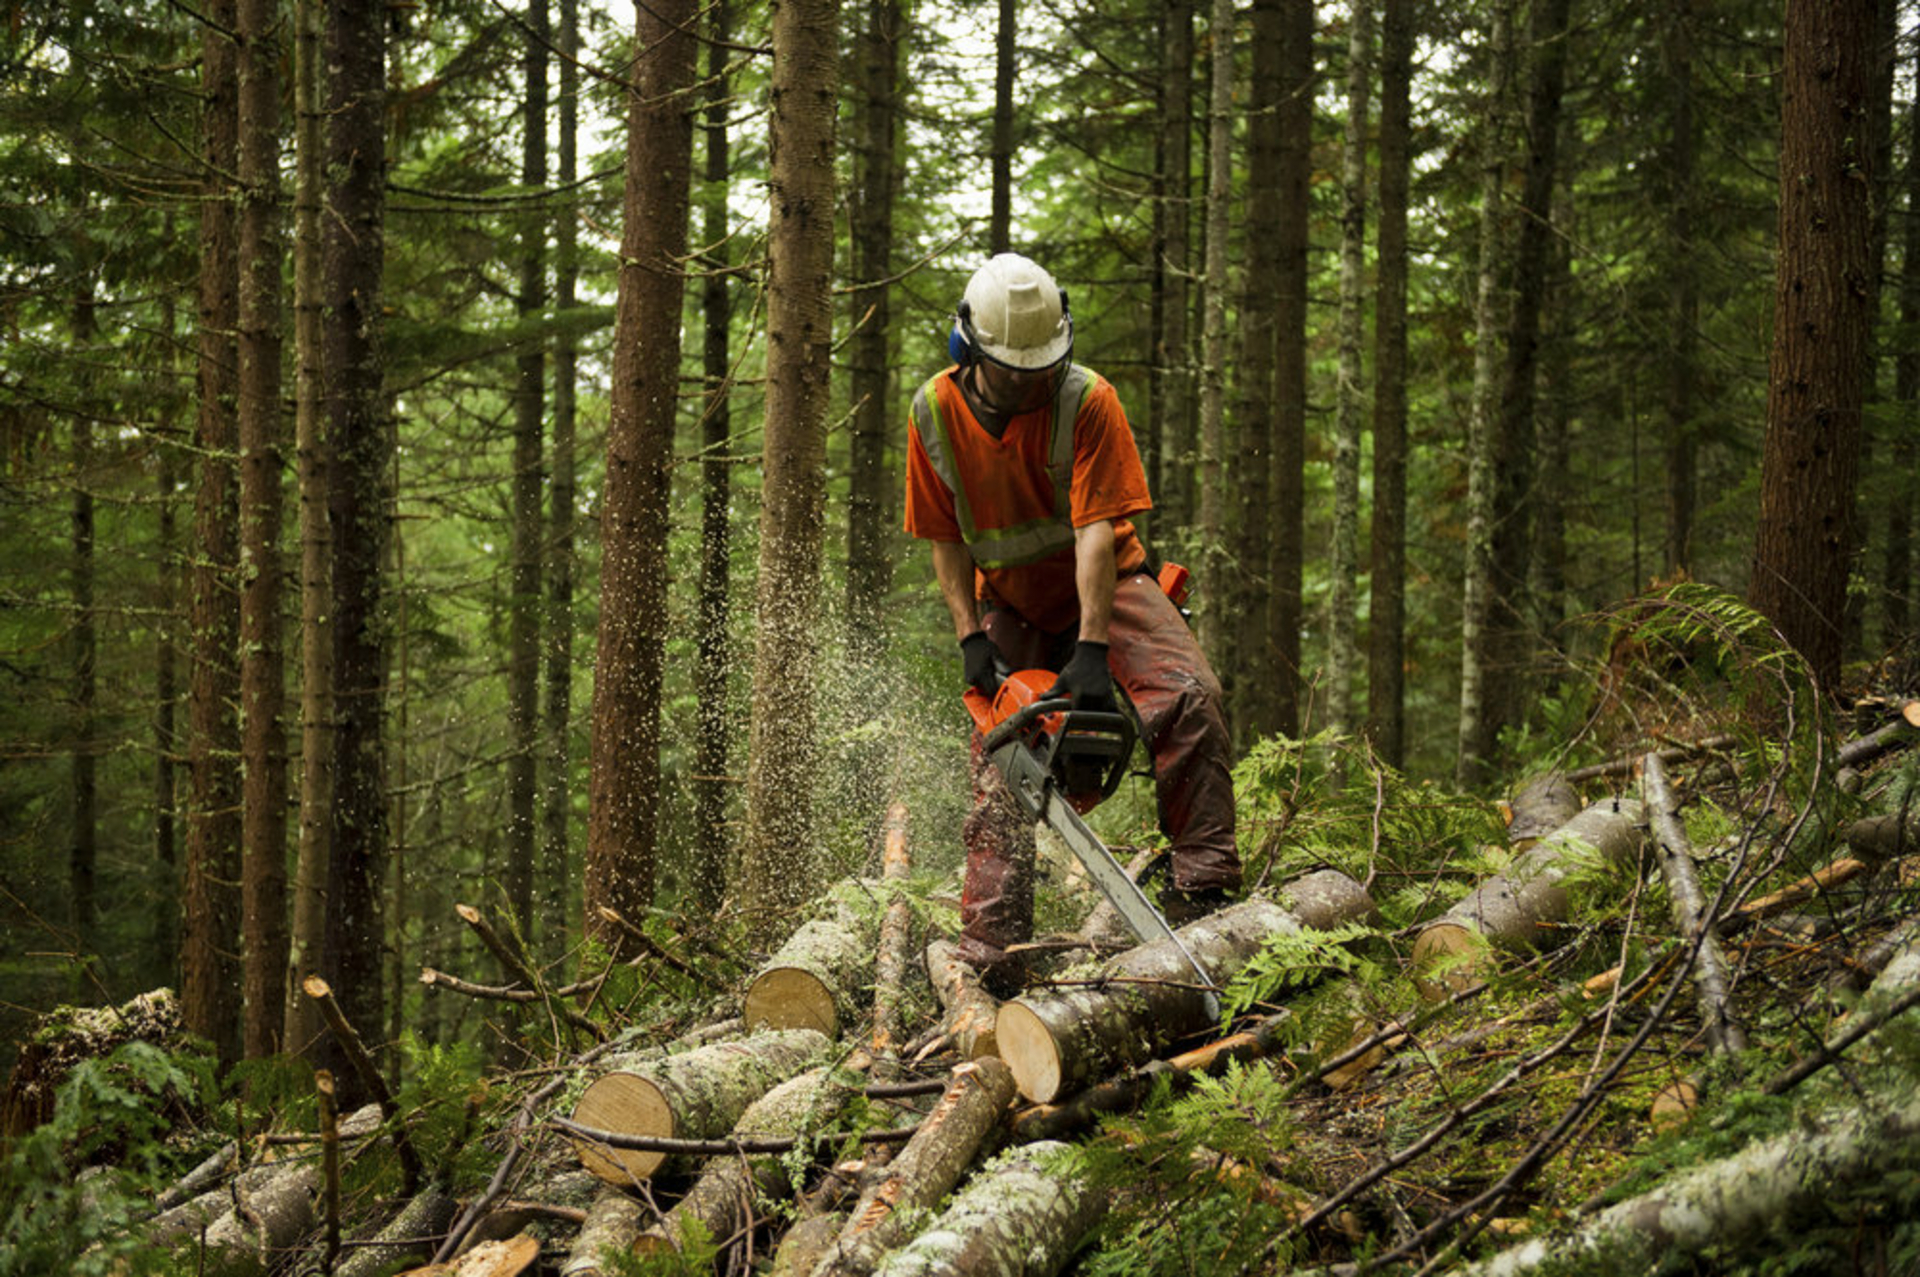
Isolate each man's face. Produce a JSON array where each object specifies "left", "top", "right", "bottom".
[{"left": 971, "top": 360, "right": 1061, "bottom": 417}]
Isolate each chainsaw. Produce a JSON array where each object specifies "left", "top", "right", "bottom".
[{"left": 964, "top": 669, "right": 1220, "bottom": 1019}]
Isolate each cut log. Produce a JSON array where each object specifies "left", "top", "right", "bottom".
[
  {"left": 3, "top": 988, "right": 190, "bottom": 1139},
  {"left": 807, "top": 1058, "right": 1019, "bottom": 1277},
  {"left": 569, "top": 1027, "right": 828, "bottom": 1186},
  {"left": 1644, "top": 753, "right": 1745, "bottom": 1056},
  {"left": 768, "top": 1212, "right": 847, "bottom": 1277},
  {"left": 1458, "top": 1086, "right": 1920, "bottom": 1277},
  {"left": 1504, "top": 773, "right": 1581, "bottom": 845},
  {"left": 998, "top": 878, "right": 1376, "bottom": 1105},
  {"left": 1277, "top": 866, "right": 1381, "bottom": 929},
  {"left": 1412, "top": 798, "right": 1644, "bottom": 1000},
  {"left": 925, "top": 938, "right": 1001, "bottom": 1061},
  {"left": 335, "top": 1184, "right": 461, "bottom": 1277},
  {"left": 396, "top": 1235, "right": 541, "bottom": 1277},
  {"left": 867, "top": 1141, "right": 1103, "bottom": 1277},
  {"left": 632, "top": 1066, "right": 847, "bottom": 1257},
  {"left": 558, "top": 1190, "right": 648, "bottom": 1277},
  {"left": 1840, "top": 808, "right": 1920, "bottom": 863},
  {"left": 745, "top": 881, "right": 882, "bottom": 1037},
  {"left": 872, "top": 804, "right": 916, "bottom": 1056}
]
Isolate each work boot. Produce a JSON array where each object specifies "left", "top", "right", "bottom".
[
  {"left": 951, "top": 935, "right": 1027, "bottom": 1000},
  {"left": 1162, "top": 885, "right": 1231, "bottom": 928}
]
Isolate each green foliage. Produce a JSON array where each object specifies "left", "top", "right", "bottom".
[
  {"left": 1078, "top": 1062, "right": 1303, "bottom": 1276},
  {"left": 603, "top": 1217, "right": 720, "bottom": 1277},
  {"left": 0, "top": 1042, "right": 215, "bottom": 1277},
  {"left": 1221, "top": 923, "right": 1383, "bottom": 1019}
]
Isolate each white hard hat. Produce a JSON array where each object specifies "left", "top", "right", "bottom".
[{"left": 957, "top": 253, "right": 1073, "bottom": 371}]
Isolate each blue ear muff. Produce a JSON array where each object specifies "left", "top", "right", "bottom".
[{"left": 948, "top": 323, "right": 970, "bottom": 366}]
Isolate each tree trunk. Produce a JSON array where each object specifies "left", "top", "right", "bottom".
[
  {"left": 1888, "top": 30, "right": 1920, "bottom": 648},
  {"left": 560, "top": 1191, "right": 645, "bottom": 1277},
  {"left": 1365, "top": 0, "right": 1412, "bottom": 768},
  {"left": 184, "top": 0, "right": 243, "bottom": 1063},
  {"left": 999, "top": 883, "right": 1376, "bottom": 1103},
  {"left": 1327, "top": 0, "right": 1372, "bottom": 752},
  {"left": 542, "top": 0, "right": 580, "bottom": 951},
  {"left": 871, "top": 805, "right": 914, "bottom": 1055},
  {"left": 153, "top": 405, "right": 180, "bottom": 976},
  {"left": 334, "top": 1186, "right": 460, "bottom": 1277},
  {"left": 1749, "top": 0, "right": 1873, "bottom": 692},
  {"left": 284, "top": 0, "right": 330, "bottom": 1060},
  {"left": 568, "top": 1027, "right": 828, "bottom": 1185},
  {"left": 989, "top": 0, "right": 1014, "bottom": 254},
  {"left": 740, "top": 0, "right": 839, "bottom": 945},
  {"left": 319, "top": 0, "right": 390, "bottom": 1103},
  {"left": 845, "top": 0, "right": 902, "bottom": 667},
  {"left": 1455, "top": 0, "right": 1515, "bottom": 789},
  {"left": 1412, "top": 798, "right": 1644, "bottom": 999},
  {"left": 237, "top": 0, "right": 287, "bottom": 1060},
  {"left": 69, "top": 304, "right": 97, "bottom": 959},
  {"left": 585, "top": 0, "right": 697, "bottom": 950},
  {"left": 867, "top": 1140, "right": 1104, "bottom": 1277},
  {"left": 1662, "top": 0, "right": 1699, "bottom": 577},
  {"left": 1152, "top": 0, "right": 1196, "bottom": 536},
  {"left": 691, "top": 0, "right": 734, "bottom": 917},
  {"left": 506, "top": 0, "right": 549, "bottom": 946},
  {"left": 1196, "top": 0, "right": 1233, "bottom": 669},
  {"left": 1262, "top": 0, "right": 1313, "bottom": 740},
  {"left": 807, "top": 1058, "right": 1019, "bottom": 1277}
]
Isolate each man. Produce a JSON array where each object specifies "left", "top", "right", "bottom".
[{"left": 903, "top": 252, "right": 1242, "bottom": 994}]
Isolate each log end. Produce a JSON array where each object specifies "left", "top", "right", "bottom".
[
  {"left": 995, "top": 1000, "right": 1064, "bottom": 1103},
  {"left": 1903, "top": 700, "right": 1920, "bottom": 729},
  {"left": 1411, "top": 924, "right": 1490, "bottom": 1002},
  {"left": 744, "top": 967, "right": 840, "bottom": 1039},
  {"left": 571, "top": 1072, "right": 672, "bottom": 1185},
  {"left": 1649, "top": 1078, "right": 1698, "bottom": 1133}
]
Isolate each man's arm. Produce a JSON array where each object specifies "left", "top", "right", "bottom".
[
  {"left": 931, "top": 539, "right": 983, "bottom": 640},
  {"left": 1073, "top": 519, "right": 1118, "bottom": 644}
]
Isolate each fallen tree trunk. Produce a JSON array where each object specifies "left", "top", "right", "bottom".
[
  {"left": 1413, "top": 798, "right": 1644, "bottom": 1000},
  {"left": 1459, "top": 1086, "right": 1920, "bottom": 1277},
  {"left": 925, "top": 939, "right": 1000, "bottom": 1061},
  {"left": 1644, "top": 753, "right": 1745, "bottom": 1056},
  {"left": 745, "top": 881, "right": 883, "bottom": 1038},
  {"left": 569, "top": 1027, "right": 828, "bottom": 1186},
  {"left": 867, "top": 1140, "right": 1103, "bottom": 1277},
  {"left": 559, "top": 1191, "right": 648, "bottom": 1277},
  {"left": 1504, "top": 773, "right": 1581, "bottom": 846},
  {"left": 807, "top": 1058, "right": 1018, "bottom": 1277},
  {"left": 632, "top": 1066, "right": 848, "bottom": 1257},
  {"left": 336, "top": 1184, "right": 461, "bottom": 1277},
  {"left": 997, "top": 877, "right": 1376, "bottom": 1104}
]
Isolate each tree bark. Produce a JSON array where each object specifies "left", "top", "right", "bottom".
[
  {"left": 867, "top": 1141, "right": 1104, "bottom": 1277},
  {"left": 69, "top": 305, "right": 97, "bottom": 959},
  {"left": 284, "top": 0, "right": 331, "bottom": 1061},
  {"left": 1662, "top": 0, "right": 1699, "bottom": 577},
  {"left": 989, "top": 0, "right": 1014, "bottom": 253},
  {"left": 1749, "top": 0, "right": 1873, "bottom": 691},
  {"left": 999, "top": 883, "right": 1375, "bottom": 1103},
  {"left": 586, "top": 0, "right": 698, "bottom": 949},
  {"left": 569, "top": 1028, "right": 828, "bottom": 1186},
  {"left": 506, "top": 0, "right": 549, "bottom": 946},
  {"left": 1366, "top": 0, "right": 1413, "bottom": 767},
  {"left": 745, "top": 882, "right": 882, "bottom": 1038},
  {"left": 1327, "top": 0, "right": 1372, "bottom": 752},
  {"left": 319, "top": 0, "right": 390, "bottom": 1103},
  {"left": 184, "top": 0, "right": 243, "bottom": 1063},
  {"left": 1412, "top": 798, "right": 1644, "bottom": 999},
  {"left": 1195, "top": 0, "right": 1233, "bottom": 668},
  {"left": 236, "top": 0, "right": 287, "bottom": 1060},
  {"left": 560, "top": 1190, "right": 646, "bottom": 1277},
  {"left": 926, "top": 938, "right": 1001, "bottom": 1061},
  {"left": 1887, "top": 30, "right": 1920, "bottom": 647},
  {"left": 1152, "top": 0, "right": 1196, "bottom": 535},
  {"left": 740, "top": 0, "right": 839, "bottom": 944},
  {"left": 807, "top": 1058, "right": 1019, "bottom": 1277}
]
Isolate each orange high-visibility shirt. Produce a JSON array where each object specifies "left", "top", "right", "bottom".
[{"left": 904, "top": 364, "right": 1150, "bottom": 633}]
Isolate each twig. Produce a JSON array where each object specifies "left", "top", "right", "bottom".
[
  {"left": 1564, "top": 735, "right": 1737, "bottom": 783},
  {"left": 596, "top": 906, "right": 706, "bottom": 982},
  {"left": 1762, "top": 982, "right": 1920, "bottom": 1096},
  {"left": 551, "top": 1114, "right": 921, "bottom": 1157},
  {"left": 302, "top": 976, "right": 425, "bottom": 1194},
  {"left": 317, "top": 1069, "right": 341, "bottom": 1276}
]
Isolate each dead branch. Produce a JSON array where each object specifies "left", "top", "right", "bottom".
[
  {"left": 303, "top": 976, "right": 425, "bottom": 1193},
  {"left": 1644, "top": 753, "right": 1746, "bottom": 1054}
]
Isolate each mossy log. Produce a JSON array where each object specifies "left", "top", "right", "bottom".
[
  {"left": 1645, "top": 753, "right": 1745, "bottom": 1056},
  {"left": 558, "top": 1190, "right": 648, "bottom": 1277},
  {"left": 768, "top": 1212, "right": 847, "bottom": 1277},
  {"left": 745, "top": 881, "right": 882, "bottom": 1037},
  {"left": 3, "top": 989, "right": 189, "bottom": 1138},
  {"left": 806, "top": 1058, "right": 1019, "bottom": 1277},
  {"left": 996, "top": 881, "right": 1375, "bottom": 1104},
  {"left": 1459, "top": 1086, "right": 1920, "bottom": 1277},
  {"left": 569, "top": 1027, "right": 828, "bottom": 1186},
  {"left": 925, "top": 938, "right": 1001, "bottom": 1061},
  {"left": 632, "top": 1067, "right": 846, "bottom": 1257},
  {"left": 335, "top": 1185, "right": 461, "bottom": 1277},
  {"left": 867, "top": 1141, "right": 1102, "bottom": 1277},
  {"left": 1412, "top": 798, "right": 1644, "bottom": 1000},
  {"left": 193, "top": 1160, "right": 328, "bottom": 1274}
]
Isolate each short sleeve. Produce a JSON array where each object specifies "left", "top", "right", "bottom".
[
  {"left": 1069, "top": 377, "right": 1152, "bottom": 528},
  {"left": 904, "top": 413, "right": 963, "bottom": 541}
]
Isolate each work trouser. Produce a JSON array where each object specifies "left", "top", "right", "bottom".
[{"left": 955, "top": 572, "right": 1241, "bottom": 974}]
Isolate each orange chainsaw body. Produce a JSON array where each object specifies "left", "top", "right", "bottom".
[{"left": 964, "top": 670, "right": 1130, "bottom": 814}]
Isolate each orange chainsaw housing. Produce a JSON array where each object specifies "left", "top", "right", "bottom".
[{"left": 964, "top": 670, "right": 1123, "bottom": 814}]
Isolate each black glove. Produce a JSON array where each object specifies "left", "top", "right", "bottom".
[
  {"left": 1043, "top": 640, "right": 1117, "bottom": 714},
  {"left": 960, "top": 630, "right": 1004, "bottom": 696}
]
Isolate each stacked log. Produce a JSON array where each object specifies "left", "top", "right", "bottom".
[
  {"left": 996, "top": 874, "right": 1377, "bottom": 1104},
  {"left": 925, "top": 938, "right": 1001, "bottom": 1061},
  {"left": 868, "top": 1141, "right": 1103, "bottom": 1277},
  {"left": 1412, "top": 797, "right": 1644, "bottom": 999},
  {"left": 745, "top": 881, "right": 883, "bottom": 1037},
  {"left": 568, "top": 1027, "right": 828, "bottom": 1185}
]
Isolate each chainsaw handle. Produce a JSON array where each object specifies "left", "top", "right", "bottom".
[{"left": 982, "top": 696, "right": 1073, "bottom": 753}]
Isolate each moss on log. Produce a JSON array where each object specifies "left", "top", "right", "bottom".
[
  {"left": 1413, "top": 798, "right": 1644, "bottom": 1000},
  {"left": 336, "top": 1185, "right": 460, "bottom": 1277},
  {"left": 867, "top": 1141, "right": 1102, "bottom": 1277},
  {"left": 807, "top": 1057, "right": 1019, "bottom": 1277},
  {"left": 745, "top": 882, "right": 882, "bottom": 1038},
  {"left": 569, "top": 1027, "right": 828, "bottom": 1186},
  {"left": 998, "top": 882, "right": 1375, "bottom": 1104}
]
